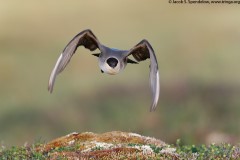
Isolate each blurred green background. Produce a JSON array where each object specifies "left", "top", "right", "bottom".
[{"left": 0, "top": 1, "right": 240, "bottom": 146}]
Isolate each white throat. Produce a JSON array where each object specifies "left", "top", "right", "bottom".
[
  {"left": 102, "top": 62, "right": 120, "bottom": 75},
  {"left": 98, "top": 57, "right": 120, "bottom": 75}
]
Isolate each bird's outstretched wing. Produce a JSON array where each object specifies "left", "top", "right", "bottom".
[
  {"left": 127, "top": 40, "right": 160, "bottom": 111},
  {"left": 48, "top": 29, "right": 102, "bottom": 93}
]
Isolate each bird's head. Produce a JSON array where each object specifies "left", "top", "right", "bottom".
[
  {"left": 97, "top": 47, "right": 128, "bottom": 75},
  {"left": 99, "top": 57, "right": 121, "bottom": 75}
]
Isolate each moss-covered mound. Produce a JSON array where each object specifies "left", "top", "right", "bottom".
[
  {"left": 37, "top": 131, "right": 178, "bottom": 159},
  {"left": 0, "top": 131, "right": 239, "bottom": 159}
]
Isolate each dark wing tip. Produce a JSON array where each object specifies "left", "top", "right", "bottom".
[
  {"left": 48, "top": 75, "right": 54, "bottom": 93},
  {"left": 48, "top": 86, "right": 52, "bottom": 93},
  {"left": 48, "top": 81, "right": 53, "bottom": 93},
  {"left": 150, "top": 107, "right": 157, "bottom": 112}
]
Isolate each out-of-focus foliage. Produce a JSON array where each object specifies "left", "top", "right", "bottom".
[{"left": 0, "top": 1, "right": 240, "bottom": 146}]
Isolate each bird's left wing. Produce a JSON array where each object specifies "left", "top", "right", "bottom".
[
  {"left": 127, "top": 40, "right": 160, "bottom": 111},
  {"left": 48, "top": 29, "right": 102, "bottom": 93}
]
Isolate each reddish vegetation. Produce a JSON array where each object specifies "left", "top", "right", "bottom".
[{"left": 36, "top": 131, "right": 177, "bottom": 159}]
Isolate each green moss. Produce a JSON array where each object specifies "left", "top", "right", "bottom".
[
  {"left": 1, "top": 139, "right": 239, "bottom": 159},
  {"left": 0, "top": 146, "right": 48, "bottom": 160},
  {"left": 175, "top": 139, "right": 239, "bottom": 159},
  {"left": 149, "top": 144, "right": 163, "bottom": 154}
]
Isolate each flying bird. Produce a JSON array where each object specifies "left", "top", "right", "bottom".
[{"left": 48, "top": 29, "right": 159, "bottom": 111}]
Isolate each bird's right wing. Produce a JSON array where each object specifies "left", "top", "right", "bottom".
[
  {"left": 127, "top": 40, "right": 160, "bottom": 111},
  {"left": 48, "top": 29, "right": 102, "bottom": 93}
]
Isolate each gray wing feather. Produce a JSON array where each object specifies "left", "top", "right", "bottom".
[
  {"left": 127, "top": 40, "right": 160, "bottom": 111},
  {"left": 147, "top": 42, "right": 160, "bottom": 111},
  {"left": 48, "top": 29, "right": 101, "bottom": 93}
]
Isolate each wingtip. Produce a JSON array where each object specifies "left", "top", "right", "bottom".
[
  {"left": 48, "top": 84, "right": 53, "bottom": 93},
  {"left": 150, "top": 70, "right": 160, "bottom": 112},
  {"left": 149, "top": 105, "right": 157, "bottom": 112},
  {"left": 48, "top": 78, "right": 54, "bottom": 93}
]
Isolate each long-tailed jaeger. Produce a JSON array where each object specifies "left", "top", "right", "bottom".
[{"left": 48, "top": 29, "right": 159, "bottom": 111}]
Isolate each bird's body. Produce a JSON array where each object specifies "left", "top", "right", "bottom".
[{"left": 48, "top": 29, "right": 160, "bottom": 111}]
